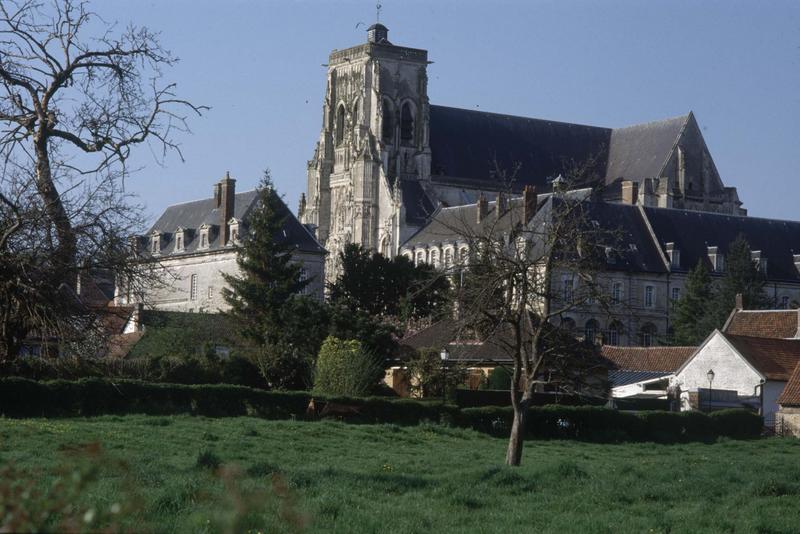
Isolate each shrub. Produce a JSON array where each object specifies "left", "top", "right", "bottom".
[
  {"left": 485, "top": 366, "right": 512, "bottom": 390},
  {"left": 313, "top": 337, "right": 383, "bottom": 397},
  {"left": 253, "top": 341, "right": 313, "bottom": 391},
  {"left": 710, "top": 409, "right": 762, "bottom": 439},
  {"left": 404, "top": 348, "right": 468, "bottom": 399}
]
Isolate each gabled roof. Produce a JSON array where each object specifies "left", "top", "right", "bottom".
[
  {"left": 723, "top": 309, "right": 800, "bottom": 339},
  {"left": 400, "top": 319, "right": 512, "bottom": 363},
  {"left": 427, "top": 105, "right": 693, "bottom": 191},
  {"left": 642, "top": 207, "right": 800, "bottom": 280},
  {"left": 605, "top": 114, "right": 689, "bottom": 184},
  {"left": 777, "top": 363, "right": 800, "bottom": 406},
  {"left": 720, "top": 333, "right": 800, "bottom": 381},
  {"left": 601, "top": 345, "right": 696, "bottom": 373}
]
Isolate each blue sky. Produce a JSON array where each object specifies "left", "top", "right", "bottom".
[{"left": 96, "top": 0, "right": 799, "bottom": 224}]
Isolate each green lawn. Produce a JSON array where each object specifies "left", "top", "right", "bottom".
[{"left": 1, "top": 416, "right": 799, "bottom": 533}]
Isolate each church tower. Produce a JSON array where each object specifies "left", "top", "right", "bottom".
[{"left": 300, "top": 24, "right": 431, "bottom": 280}]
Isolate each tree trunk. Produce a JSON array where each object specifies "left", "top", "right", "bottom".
[{"left": 505, "top": 397, "right": 529, "bottom": 466}]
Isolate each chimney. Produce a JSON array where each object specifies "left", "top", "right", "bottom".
[
  {"left": 213, "top": 182, "right": 222, "bottom": 208},
  {"left": 495, "top": 192, "right": 508, "bottom": 220},
  {"left": 523, "top": 185, "right": 538, "bottom": 223},
  {"left": 219, "top": 172, "right": 236, "bottom": 245},
  {"left": 476, "top": 193, "right": 488, "bottom": 223},
  {"left": 621, "top": 180, "right": 638, "bottom": 205},
  {"left": 735, "top": 293, "right": 743, "bottom": 310}
]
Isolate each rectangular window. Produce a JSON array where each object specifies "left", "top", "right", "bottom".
[
  {"left": 611, "top": 282, "right": 622, "bottom": 304},
  {"left": 644, "top": 285, "right": 655, "bottom": 308},
  {"left": 190, "top": 274, "right": 198, "bottom": 301},
  {"left": 151, "top": 238, "right": 158, "bottom": 253},
  {"left": 201, "top": 233, "right": 207, "bottom": 248},
  {"left": 672, "top": 287, "right": 681, "bottom": 301},
  {"left": 563, "top": 278, "right": 573, "bottom": 302},
  {"left": 176, "top": 235, "right": 183, "bottom": 251},
  {"left": 781, "top": 296, "right": 790, "bottom": 309},
  {"left": 207, "top": 286, "right": 214, "bottom": 299}
]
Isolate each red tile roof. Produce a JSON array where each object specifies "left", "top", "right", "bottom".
[
  {"left": 721, "top": 333, "right": 800, "bottom": 381},
  {"left": 600, "top": 346, "right": 696, "bottom": 373},
  {"left": 778, "top": 363, "right": 800, "bottom": 406},
  {"left": 724, "top": 309, "right": 800, "bottom": 339}
]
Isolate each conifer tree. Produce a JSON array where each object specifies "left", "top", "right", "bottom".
[
  {"left": 672, "top": 260, "right": 715, "bottom": 345},
  {"left": 222, "top": 171, "right": 309, "bottom": 347},
  {"left": 711, "top": 234, "right": 768, "bottom": 325}
]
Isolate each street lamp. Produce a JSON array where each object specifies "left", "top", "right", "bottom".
[
  {"left": 440, "top": 346, "right": 450, "bottom": 404},
  {"left": 706, "top": 369, "right": 715, "bottom": 413}
]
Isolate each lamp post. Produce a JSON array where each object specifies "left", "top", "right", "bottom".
[
  {"left": 706, "top": 369, "right": 715, "bottom": 413},
  {"left": 440, "top": 346, "right": 450, "bottom": 405}
]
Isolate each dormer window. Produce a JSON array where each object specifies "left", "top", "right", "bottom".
[
  {"left": 175, "top": 227, "right": 185, "bottom": 252},
  {"left": 199, "top": 224, "right": 211, "bottom": 249},
  {"left": 150, "top": 231, "right": 161, "bottom": 255},
  {"left": 228, "top": 218, "right": 240, "bottom": 245},
  {"left": 665, "top": 242, "right": 680, "bottom": 269},
  {"left": 707, "top": 246, "right": 724, "bottom": 272},
  {"left": 751, "top": 250, "right": 767, "bottom": 275}
]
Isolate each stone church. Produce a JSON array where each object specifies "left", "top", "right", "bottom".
[{"left": 299, "top": 24, "right": 745, "bottom": 280}]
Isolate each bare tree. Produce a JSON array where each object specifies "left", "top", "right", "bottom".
[
  {"left": 0, "top": 0, "right": 205, "bottom": 359},
  {"left": 440, "top": 177, "right": 622, "bottom": 466}
]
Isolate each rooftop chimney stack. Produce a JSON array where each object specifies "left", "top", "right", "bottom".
[
  {"left": 476, "top": 193, "right": 488, "bottom": 223},
  {"left": 621, "top": 180, "right": 639, "bottom": 205},
  {"left": 523, "top": 185, "right": 538, "bottom": 223},
  {"left": 219, "top": 172, "right": 236, "bottom": 245},
  {"left": 496, "top": 192, "right": 508, "bottom": 220},
  {"left": 213, "top": 182, "right": 222, "bottom": 208},
  {"left": 735, "top": 293, "right": 744, "bottom": 310}
]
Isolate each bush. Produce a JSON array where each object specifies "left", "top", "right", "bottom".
[
  {"left": 404, "top": 348, "right": 468, "bottom": 399},
  {"left": 313, "top": 337, "right": 383, "bottom": 397},
  {"left": 485, "top": 366, "right": 512, "bottom": 390},
  {"left": 710, "top": 409, "right": 763, "bottom": 439}
]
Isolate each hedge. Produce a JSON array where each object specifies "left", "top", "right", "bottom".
[{"left": 0, "top": 378, "right": 763, "bottom": 441}]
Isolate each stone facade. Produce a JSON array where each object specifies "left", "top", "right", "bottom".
[
  {"left": 302, "top": 25, "right": 745, "bottom": 283},
  {"left": 119, "top": 175, "right": 326, "bottom": 312}
]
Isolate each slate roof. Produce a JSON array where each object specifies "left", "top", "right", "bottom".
[
  {"left": 401, "top": 180, "right": 436, "bottom": 225},
  {"left": 601, "top": 345, "right": 696, "bottom": 373},
  {"left": 605, "top": 114, "right": 689, "bottom": 183},
  {"left": 145, "top": 189, "right": 324, "bottom": 257},
  {"left": 721, "top": 333, "right": 800, "bottom": 381},
  {"left": 400, "top": 319, "right": 513, "bottom": 363},
  {"left": 428, "top": 105, "right": 691, "bottom": 190},
  {"left": 723, "top": 309, "right": 800, "bottom": 339},
  {"left": 777, "top": 363, "right": 800, "bottom": 406},
  {"left": 643, "top": 207, "right": 800, "bottom": 281}
]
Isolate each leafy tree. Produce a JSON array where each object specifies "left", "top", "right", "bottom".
[
  {"left": 0, "top": 1, "right": 204, "bottom": 359},
  {"left": 711, "top": 234, "right": 768, "bottom": 325},
  {"left": 485, "top": 366, "right": 512, "bottom": 390},
  {"left": 404, "top": 348, "right": 468, "bottom": 399},
  {"left": 672, "top": 260, "right": 716, "bottom": 345},
  {"left": 328, "top": 244, "right": 450, "bottom": 320},
  {"left": 313, "top": 336, "right": 384, "bottom": 397}
]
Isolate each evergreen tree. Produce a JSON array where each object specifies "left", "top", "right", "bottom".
[
  {"left": 672, "top": 260, "right": 715, "bottom": 345},
  {"left": 711, "top": 234, "right": 768, "bottom": 326},
  {"left": 222, "top": 170, "right": 309, "bottom": 347}
]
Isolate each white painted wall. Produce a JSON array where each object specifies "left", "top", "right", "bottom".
[{"left": 763, "top": 380, "right": 787, "bottom": 420}]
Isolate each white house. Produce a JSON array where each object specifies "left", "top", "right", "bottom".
[{"left": 672, "top": 330, "right": 800, "bottom": 419}]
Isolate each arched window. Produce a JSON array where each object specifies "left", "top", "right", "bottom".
[
  {"left": 640, "top": 323, "right": 658, "bottom": 347},
  {"left": 400, "top": 102, "right": 414, "bottom": 142},
  {"left": 444, "top": 248, "right": 453, "bottom": 269},
  {"left": 430, "top": 249, "right": 439, "bottom": 268},
  {"left": 606, "top": 321, "right": 623, "bottom": 346},
  {"left": 335, "top": 104, "right": 345, "bottom": 146},
  {"left": 585, "top": 319, "right": 599, "bottom": 344},
  {"left": 381, "top": 99, "right": 394, "bottom": 141},
  {"left": 416, "top": 251, "right": 425, "bottom": 265},
  {"left": 380, "top": 237, "right": 390, "bottom": 257},
  {"left": 459, "top": 246, "right": 469, "bottom": 265}
]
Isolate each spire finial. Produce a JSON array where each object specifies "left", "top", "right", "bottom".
[{"left": 376, "top": 3, "right": 382, "bottom": 23}]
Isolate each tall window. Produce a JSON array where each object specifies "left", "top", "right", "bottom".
[
  {"left": 335, "top": 104, "right": 345, "bottom": 146},
  {"left": 381, "top": 99, "right": 394, "bottom": 141},
  {"left": 607, "top": 321, "right": 622, "bottom": 346},
  {"left": 175, "top": 235, "right": 183, "bottom": 251},
  {"left": 190, "top": 274, "right": 198, "bottom": 301},
  {"left": 585, "top": 319, "right": 599, "bottom": 344},
  {"left": 200, "top": 232, "right": 207, "bottom": 248},
  {"left": 640, "top": 323, "right": 657, "bottom": 347},
  {"left": 151, "top": 236, "right": 159, "bottom": 254},
  {"left": 459, "top": 247, "right": 469, "bottom": 265},
  {"left": 671, "top": 287, "right": 681, "bottom": 301},
  {"left": 644, "top": 285, "right": 655, "bottom": 308},
  {"left": 430, "top": 249, "right": 439, "bottom": 268},
  {"left": 444, "top": 249, "right": 453, "bottom": 269},
  {"left": 400, "top": 102, "right": 414, "bottom": 142},
  {"left": 781, "top": 296, "right": 790, "bottom": 309},
  {"left": 563, "top": 278, "right": 574, "bottom": 302},
  {"left": 611, "top": 282, "right": 622, "bottom": 304},
  {"left": 416, "top": 251, "right": 425, "bottom": 265}
]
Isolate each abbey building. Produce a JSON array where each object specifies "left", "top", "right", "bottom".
[{"left": 299, "top": 24, "right": 745, "bottom": 280}]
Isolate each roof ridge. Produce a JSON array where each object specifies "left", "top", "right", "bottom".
[
  {"left": 160, "top": 188, "right": 258, "bottom": 209},
  {"left": 613, "top": 112, "right": 691, "bottom": 131},
  {"left": 655, "top": 112, "right": 692, "bottom": 178}
]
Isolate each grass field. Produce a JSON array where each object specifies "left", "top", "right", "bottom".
[{"left": 1, "top": 416, "right": 799, "bottom": 533}]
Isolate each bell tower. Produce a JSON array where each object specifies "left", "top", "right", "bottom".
[{"left": 301, "top": 24, "right": 431, "bottom": 280}]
